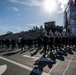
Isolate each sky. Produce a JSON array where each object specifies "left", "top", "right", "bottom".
[{"left": 0, "top": 0, "right": 69, "bottom": 35}]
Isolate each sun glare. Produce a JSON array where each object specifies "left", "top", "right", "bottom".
[{"left": 43, "top": 0, "right": 57, "bottom": 14}]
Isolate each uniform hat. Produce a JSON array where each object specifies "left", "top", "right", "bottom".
[
  {"left": 62, "top": 29, "right": 66, "bottom": 36},
  {"left": 55, "top": 31, "right": 58, "bottom": 35},
  {"left": 42, "top": 29, "right": 47, "bottom": 36},
  {"left": 43, "top": 29, "right": 47, "bottom": 33},
  {"left": 49, "top": 30, "right": 53, "bottom": 35},
  {"left": 58, "top": 31, "right": 61, "bottom": 36}
]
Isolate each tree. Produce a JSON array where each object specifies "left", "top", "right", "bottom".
[
  {"left": 32, "top": 26, "right": 39, "bottom": 31},
  {"left": 40, "top": 25, "right": 43, "bottom": 30},
  {"left": 6, "top": 31, "right": 13, "bottom": 35}
]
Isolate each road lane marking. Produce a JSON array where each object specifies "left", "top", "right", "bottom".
[
  {"left": 72, "top": 56, "right": 76, "bottom": 58},
  {"left": 0, "top": 56, "right": 50, "bottom": 75},
  {"left": 0, "top": 64, "right": 7, "bottom": 75},
  {"left": 23, "top": 55, "right": 39, "bottom": 59},
  {"left": 23, "top": 55, "right": 55, "bottom": 62},
  {"left": 63, "top": 55, "right": 73, "bottom": 75},
  {"left": 65, "top": 59, "right": 76, "bottom": 63},
  {"left": 48, "top": 60, "right": 60, "bottom": 74}
]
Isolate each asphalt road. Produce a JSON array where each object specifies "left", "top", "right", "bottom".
[
  {"left": 0, "top": 59, "right": 31, "bottom": 75},
  {"left": 0, "top": 47, "right": 76, "bottom": 75}
]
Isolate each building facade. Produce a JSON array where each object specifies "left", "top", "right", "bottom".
[
  {"left": 64, "top": 0, "right": 76, "bottom": 35},
  {"left": 44, "top": 21, "right": 56, "bottom": 34}
]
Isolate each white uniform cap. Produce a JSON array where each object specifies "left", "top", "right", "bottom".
[
  {"left": 58, "top": 31, "right": 61, "bottom": 36},
  {"left": 43, "top": 29, "right": 47, "bottom": 33},
  {"left": 62, "top": 31, "right": 66, "bottom": 36},
  {"left": 49, "top": 30, "right": 53, "bottom": 35},
  {"left": 42, "top": 29, "right": 47, "bottom": 36},
  {"left": 55, "top": 31, "right": 58, "bottom": 35}
]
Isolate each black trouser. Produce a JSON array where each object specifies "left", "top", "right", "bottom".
[
  {"left": 43, "top": 44, "right": 47, "bottom": 55},
  {"left": 38, "top": 43, "right": 41, "bottom": 50},
  {"left": 49, "top": 42, "right": 53, "bottom": 51},
  {"left": 12, "top": 43, "right": 16, "bottom": 49},
  {"left": 29, "top": 43, "right": 32, "bottom": 49},
  {"left": 7, "top": 44, "right": 10, "bottom": 49},
  {"left": 18, "top": 43, "right": 21, "bottom": 49},
  {"left": 21, "top": 43, "right": 25, "bottom": 50},
  {"left": 34, "top": 43, "right": 36, "bottom": 48}
]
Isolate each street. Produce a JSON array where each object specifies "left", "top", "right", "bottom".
[{"left": 0, "top": 47, "right": 76, "bottom": 75}]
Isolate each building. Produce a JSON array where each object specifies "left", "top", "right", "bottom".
[
  {"left": 64, "top": 0, "right": 76, "bottom": 35},
  {"left": 44, "top": 21, "right": 56, "bottom": 34}
]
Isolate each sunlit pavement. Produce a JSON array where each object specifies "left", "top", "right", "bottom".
[{"left": 0, "top": 47, "right": 76, "bottom": 75}]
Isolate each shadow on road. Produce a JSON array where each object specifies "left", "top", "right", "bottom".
[
  {"left": 31, "top": 49, "right": 39, "bottom": 56},
  {"left": 66, "top": 47, "right": 74, "bottom": 55},
  {"left": 30, "top": 54, "right": 56, "bottom": 75},
  {"left": 30, "top": 46, "right": 76, "bottom": 75},
  {"left": 3, "top": 50, "right": 20, "bottom": 57}
]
